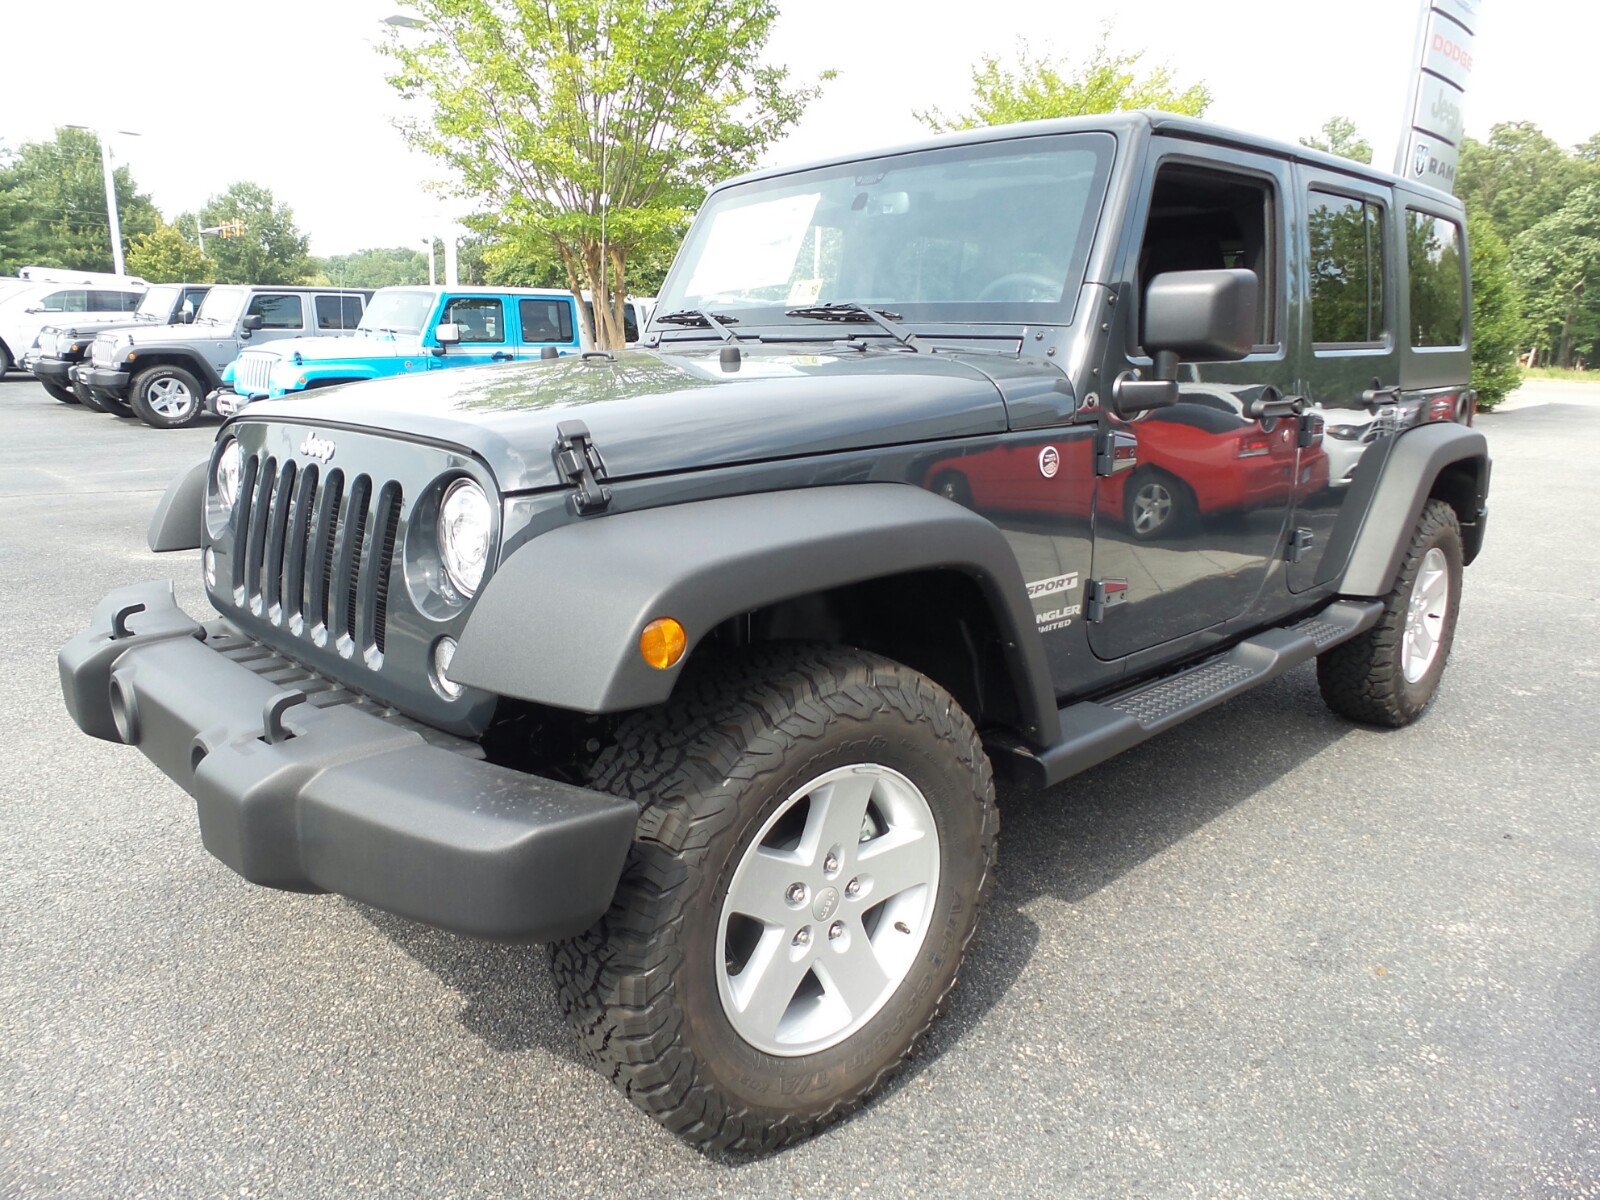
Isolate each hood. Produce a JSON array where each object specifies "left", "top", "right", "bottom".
[
  {"left": 238, "top": 345, "right": 1014, "bottom": 492},
  {"left": 110, "top": 320, "right": 230, "bottom": 348},
  {"left": 241, "top": 330, "right": 415, "bottom": 362}
]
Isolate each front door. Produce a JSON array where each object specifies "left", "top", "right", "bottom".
[
  {"left": 1289, "top": 168, "right": 1401, "bottom": 591},
  {"left": 431, "top": 295, "right": 513, "bottom": 368},
  {"left": 1088, "top": 148, "right": 1301, "bottom": 660}
]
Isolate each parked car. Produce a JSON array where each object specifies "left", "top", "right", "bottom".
[
  {"left": 0, "top": 274, "right": 147, "bottom": 379},
  {"left": 210, "top": 285, "right": 586, "bottom": 415},
  {"left": 26, "top": 283, "right": 212, "bottom": 408},
  {"left": 581, "top": 292, "right": 657, "bottom": 345},
  {"left": 83, "top": 285, "right": 371, "bottom": 428},
  {"left": 59, "top": 112, "right": 1487, "bottom": 1152}
]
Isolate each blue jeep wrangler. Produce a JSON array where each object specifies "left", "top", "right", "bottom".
[{"left": 212, "top": 285, "right": 586, "bottom": 414}]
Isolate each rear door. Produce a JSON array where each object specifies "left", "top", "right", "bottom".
[
  {"left": 1289, "top": 169, "right": 1402, "bottom": 592},
  {"left": 514, "top": 295, "right": 581, "bottom": 358},
  {"left": 1088, "top": 143, "right": 1300, "bottom": 660},
  {"left": 313, "top": 292, "right": 366, "bottom": 334},
  {"left": 430, "top": 294, "right": 512, "bottom": 368}
]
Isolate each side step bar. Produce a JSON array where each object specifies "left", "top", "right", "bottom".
[{"left": 994, "top": 600, "right": 1384, "bottom": 790}]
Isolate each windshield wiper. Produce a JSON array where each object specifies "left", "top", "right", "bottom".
[
  {"left": 654, "top": 308, "right": 745, "bottom": 343},
  {"left": 783, "top": 302, "right": 926, "bottom": 352}
]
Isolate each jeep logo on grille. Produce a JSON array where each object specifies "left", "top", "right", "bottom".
[{"left": 298, "top": 433, "right": 336, "bottom": 463}]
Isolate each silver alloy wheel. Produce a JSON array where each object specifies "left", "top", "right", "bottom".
[
  {"left": 1402, "top": 546, "right": 1450, "bottom": 683},
  {"left": 1132, "top": 481, "right": 1173, "bottom": 535},
  {"left": 145, "top": 375, "right": 195, "bottom": 418},
  {"left": 716, "top": 764, "right": 941, "bottom": 1057}
]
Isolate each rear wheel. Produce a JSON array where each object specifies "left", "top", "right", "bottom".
[
  {"left": 130, "top": 365, "right": 205, "bottom": 429},
  {"left": 551, "top": 644, "right": 997, "bottom": 1151},
  {"left": 1317, "top": 499, "right": 1463, "bottom": 726},
  {"left": 42, "top": 381, "right": 78, "bottom": 404}
]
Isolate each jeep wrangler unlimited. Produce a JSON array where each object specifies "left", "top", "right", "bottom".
[
  {"left": 83, "top": 284, "right": 371, "bottom": 428},
  {"left": 58, "top": 113, "right": 1488, "bottom": 1152}
]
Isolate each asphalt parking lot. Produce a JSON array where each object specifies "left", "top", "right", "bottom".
[{"left": 2, "top": 377, "right": 1596, "bottom": 1199}]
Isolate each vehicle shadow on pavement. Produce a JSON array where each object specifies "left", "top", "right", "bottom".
[{"left": 359, "top": 668, "right": 1354, "bottom": 1158}]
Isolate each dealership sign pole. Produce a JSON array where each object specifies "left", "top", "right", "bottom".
[{"left": 1394, "top": 0, "right": 1479, "bottom": 194}]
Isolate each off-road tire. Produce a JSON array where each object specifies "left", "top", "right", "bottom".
[
  {"left": 42, "top": 380, "right": 79, "bottom": 404},
  {"left": 1317, "top": 499, "right": 1463, "bottom": 726},
  {"left": 74, "top": 379, "right": 109, "bottom": 412},
  {"left": 550, "top": 643, "right": 998, "bottom": 1152},
  {"left": 129, "top": 364, "right": 205, "bottom": 429}
]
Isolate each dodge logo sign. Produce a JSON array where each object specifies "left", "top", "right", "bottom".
[{"left": 299, "top": 432, "right": 336, "bottom": 463}]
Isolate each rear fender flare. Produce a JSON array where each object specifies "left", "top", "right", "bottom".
[
  {"left": 1335, "top": 423, "right": 1489, "bottom": 596},
  {"left": 451, "top": 484, "right": 1060, "bottom": 744}
]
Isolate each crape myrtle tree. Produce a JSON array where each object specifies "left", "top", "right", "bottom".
[
  {"left": 382, "top": 0, "right": 826, "bottom": 350},
  {"left": 916, "top": 30, "right": 1209, "bottom": 132}
]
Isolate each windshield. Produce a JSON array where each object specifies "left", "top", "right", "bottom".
[
  {"left": 656, "top": 132, "right": 1115, "bottom": 329},
  {"left": 195, "top": 286, "right": 248, "bottom": 327},
  {"left": 358, "top": 288, "right": 436, "bottom": 334},
  {"left": 135, "top": 285, "right": 179, "bottom": 320}
]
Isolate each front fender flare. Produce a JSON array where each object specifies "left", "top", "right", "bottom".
[
  {"left": 451, "top": 484, "right": 1060, "bottom": 743},
  {"left": 147, "top": 459, "right": 208, "bottom": 552}
]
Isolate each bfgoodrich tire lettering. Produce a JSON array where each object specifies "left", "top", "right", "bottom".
[
  {"left": 550, "top": 643, "right": 997, "bottom": 1152},
  {"left": 1317, "top": 499, "right": 1463, "bottom": 726}
]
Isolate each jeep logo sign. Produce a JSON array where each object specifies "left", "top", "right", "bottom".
[{"left": 299, "top": 432, "right": 336, "bottom": 463}]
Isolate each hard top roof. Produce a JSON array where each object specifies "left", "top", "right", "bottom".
[{"left": 718, "top": 110, "right": 1463, "bottom": 209}]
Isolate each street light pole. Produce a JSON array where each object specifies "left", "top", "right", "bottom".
[{"left": 65, "top": 125, "right": 140, "bottom": 277}]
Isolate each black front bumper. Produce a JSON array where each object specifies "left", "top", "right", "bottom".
[
  {"left": 31, "top": 356, "right": 76, "bottom": 384},
  {"left": 84, "top": 366, "right": 130, "bottom": 394},
  {"left": 59, "top": 583, "right": 638, "bottom": 941}
]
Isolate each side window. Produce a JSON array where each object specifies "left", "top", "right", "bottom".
[
  {"left": 248, "top": 293, "right": 305, "bottom": 330},
  {"left": 443, "top": 297, "right": 505, "bottom": 343},
  {"left": 1406, "top": 210, "right": 1465, "bottom": 347},
  {"left": 1137, "top": 164, "right": 1278, "bottom": 347},
  {"left": 88, "top": 290, "right": 140, "bottom": 312},
  {"left": 182, "top": 288, "right": 209, "bottom": 318},
  {"left": 314, "top": 294, "right": 364, "bottom": 330},
  {"left": 39, "top": 290, "right": 88, "bottom": 313},
  {"left": 519, "top": 298, "right": 575, "bottom": 343},
  {"left": 623, "top": 303, "right": 639, "bottom": 342},
  {"left": 1307, "top": 191, "right": 1386, "bottom": 345}
]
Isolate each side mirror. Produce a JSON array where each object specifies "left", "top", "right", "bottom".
[
  {"left": 435, "top": 322, "right": 461, "bottom": 346},
  {"left": 180, "top": 301, "right": 195, "bottom": 324},
  {"left": 241, "top": 314, "right": 264, "bottom": 332},
  {"left": 1114, "top": 269, "right": 1258, "bottom": 418}
]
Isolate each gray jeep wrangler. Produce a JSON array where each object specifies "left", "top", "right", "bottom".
[
  {"left": 58, "top": 113, "right": 1488, "bottom": 1151},
  {"left": 82, "top": 284, "right": 371, "bottom": 428}
]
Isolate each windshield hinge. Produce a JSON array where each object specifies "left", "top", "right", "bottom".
[{"left": 553, "top": 420, "right": 612, "bottom": 515}]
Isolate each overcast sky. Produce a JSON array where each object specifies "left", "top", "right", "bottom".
[{"left": 1, "top": 0, "right": 1594, "bottom": 256}]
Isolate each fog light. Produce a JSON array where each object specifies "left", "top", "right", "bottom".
[
  {"left": 639, "top": 618, "right": 687, "bottom": 670},
  {"left": 432, "top": 636, "right": 464, "bottom": 699},
  {"left": 203, "top": 547, "right": 217, "bottom": 588}
]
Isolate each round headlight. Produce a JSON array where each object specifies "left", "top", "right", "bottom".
[
  {"left": 215, "top": 441, "right": 244, "bottom": 509},
  {"left": 438, "top": 478, "right": 492, "bottom": 598}
]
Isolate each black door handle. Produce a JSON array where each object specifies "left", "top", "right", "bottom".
[
  {"left": 1362, "top": 380, "right": 1402, "bottom": 408},
  {"left": 491, "top": 351, "right": 514, "bottom": 362},
  {"left": 1245, "top": 386, "right": 1306, "bottom": 420}
]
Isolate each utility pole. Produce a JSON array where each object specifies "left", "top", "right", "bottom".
[{"left": 65, "top": 125, "right": 141, "bottom": 276}]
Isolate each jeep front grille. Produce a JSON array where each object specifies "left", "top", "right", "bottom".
[
  {"left": 234, "top": 351, "right": 277, "bottom": 397},
  {"left": 232, "top": 453, "right": 403, "bottom": 662}
]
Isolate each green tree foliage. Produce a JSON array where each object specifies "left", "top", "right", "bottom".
[
  {"left": 916, "top": 32, "right": 1209, "bottom": 132},
  {"left": 0, "top": 128, "right": 159, "bottom": 274},
  {"left": 382, "top": 0, "right": 824, "bottom": 349},
  {"left": 1299, "top": 116, "right": 1372, "bottom": 165},
  {"left": 317, "top": 246, "right": 430, "bottom": 288},
  {"left": 126, "top": 222, "right": 215, "bottom": 284},
  {"left": 176, "top": 182, "right": 313, "bottom": 285},
  {"left": 1457, "top": 122, "right": 1594, "bottom": 242},
  {"left": 1465, "top": 212, "right": 1523, "bottom": 407},
  {"left": 1513, "top": 184, "right": 1600, "bottom": 368}
]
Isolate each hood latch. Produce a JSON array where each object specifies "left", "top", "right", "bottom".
[{"left": 553, "top": 419, "right": 612, "bottom": 515}]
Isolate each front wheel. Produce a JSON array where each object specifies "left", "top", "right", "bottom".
[
  {"left": 551, "top": 645, "right": 997, "bottom": 1152},
  {"left": 129, "top": 365, "right": 205, "bottom": 429},
  {"left": 1317, "top": 499, "right": 1463, "bottom": 726}
]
